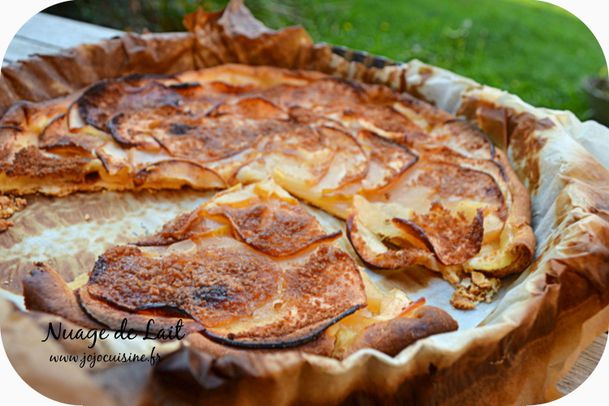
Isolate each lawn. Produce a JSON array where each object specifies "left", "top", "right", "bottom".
[{"left": 47, "top": 0, "right": 607, "bottom": 119}]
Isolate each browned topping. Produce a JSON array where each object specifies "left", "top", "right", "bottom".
[
  {"left": 344, "top": 103, "right": 427, "bottom": 141},
  {"left": 158, "top": 115, "right": 281, "bottom": 161},
  {"left": 87, "top": 242, "right": 280, "bottom": 323},
  {"left": 428, "top": 119, "right": 495, "bottom": 160},
  {"left": 408, "top": 161, "right": 503, "bottom": 205},
  {"left": 135, "top": 210, "right": 210, "bottom": 246},
  {"left": 2, "top": 65, "right": 511, "bottom": 209},
  {"left": 357, "top": 130, "right": 418, "bottom": 191},
  {"left": 394, "top": 203, "right": 484, "bottom": 265},
  {"left": 346, "top": 214, "right": 433, "bottom": 270},
  {"left": 208, "top": 96, "right": 288, "bottom": 120},
  {"left": 84, "top": 236, "right": 365, "bottom": 347},
  {"left": 2, "top": 63, "right": 532, "bottom": 317},
  {"left": 39, "top": 114, "right": 100, "bottom": 155},
  {"left": 77, "top": 77, "right": 184, "bottom": 131},
  {"left": 217, "top": 245, "right": 365, "bottom": 342},
  {"left": 1, "top": 146, "right": 91, "bottom": 179},
  {"left": 257, "top": 78, "right": 365, "bottom": 110},
  {"left": 188, "top": 246, "right": 281, "bottom": 326},
  {"left": 78, "top": 288, "right": 204, "bottom": 336},
  {"left": 212, "top": 199, "right": 336, "bottom": 256}
]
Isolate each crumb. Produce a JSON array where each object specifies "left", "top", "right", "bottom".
[
  {"left": 450, "top": 271, "right": 501, "bottom": 310},
  {"left": 0, "top": 195, "right": 27, "bottom": 232},
  {"left": 0, "top": 219, "right": 13, "bottom": 232}
]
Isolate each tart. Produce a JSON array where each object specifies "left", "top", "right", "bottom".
[{"left": 1, "top": 62, "right": 534, "bottom": 310}]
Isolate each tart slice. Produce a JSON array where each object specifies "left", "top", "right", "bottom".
[
  {"left": 347, "top": 149, "right": 535, "bottom": 309},
  {"left": 22, "top": 180, "right": 457, "bottom": 355}
]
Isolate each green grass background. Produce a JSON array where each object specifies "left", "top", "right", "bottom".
[{"left": 47, "top": 0, "right": 607, "bottom": 119}]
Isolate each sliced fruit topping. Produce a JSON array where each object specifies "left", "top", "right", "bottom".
[
  {"left": 355, "top": 130, "right": 418, "bottom": 192},
  {"left": 427, "top": 119, "right": 495, "bottom": 160},
  {"left": 77, "top": 77, "right": 183, "bottom": 131},
  {"left": 78, "top": 180, "right": 365, "bottom": 347},
  {"left": 81, "top": 231, "right": 364, "bottom": 348},
  {"left": 38, "top": 114, "right": 109, "bottom": 155},
  {"left": 233, "top": 124, "right": 336, "bottom": 185},
  {"left": 207, "top": 96, "right": 289, "bottom": 120},
  {"left": 393, "top": 203, "right": 484, "bottom": 265},
  {"left": 206, "top": 192, "right": 339, "bottom": 257},
  {"left": 347, "top": 156, "right": 506, "bottom": 274}
]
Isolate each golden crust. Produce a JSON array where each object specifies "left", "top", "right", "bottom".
[
  {"left": 22, "top": 263, "right": 104, "bottom": 330},
  {"left": 342, "top": 306, "right": 458, "bottom": 357}
]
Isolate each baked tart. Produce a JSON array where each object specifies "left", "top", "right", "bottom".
[
  {"left": 23, "top": 180, "right": 457, "bottom": 357},
  {"left": 0, "top": 64, "right": 534, "bottom": 310}
]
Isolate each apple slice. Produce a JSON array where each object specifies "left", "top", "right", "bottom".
[
  {"left": 233, "top": 124, "right": 337, "bottom": 185},
  {"left": 427, "top": 119, "right": 495, "bottom": 160},
  {"left": 39, "top": 113, "right": 111, "bottom": 155},
  {"left": 393, "top": 203, "right": 484, "bottom": 265},
  {"left": 205, "top": 182, "right": 340, "bottom": 256},
  {"left": 76, "top": 75, "right": 185, "bottom": 131},
  {"left": 80, "top": 238, "right": 365, "bottom": 349},
  {"left": 133, "top": 160, "right": 226, "bottom": 189}
]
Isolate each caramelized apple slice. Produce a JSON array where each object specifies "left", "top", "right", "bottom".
[
  {"left": 427, "top": 119, "right": 495, "bottom": 160},
  {"left": 347, "top": 210, "right": 436, "bottom": 270},
  {"left": 257, "top": 77, "right": 367, "bottom": 110},
  {"left": 81, "top": 235, "right": 364, "bottom": 348},
  {"left": 137, "top": 180, "right": 341, "bottom": 257},
  {"left": 107, "top": 94, "right": 288, "bottom": 155},
  {"left": 200, "top": 243, "right": 365, "bottom": 348},
  {"left": 76, "top": 180, "right": 365, "bottom": 347},
  {"left": 340, "top": 103, "right": 429, "bottom": 145},
  {"left": 134, "top": 210, "right": 230, "bottom": 246},
  {"left": 77, "top": 76, "right": 184, "bottom": 131},
  {"left": 39, "top": 114, "right": 111, "bottom": 154},
  {"left": 233, "top": 125, "right": 336, "bottom": 185},
  {"left": 393, "top": 203, "right": 484, "bottom": 265},
  {"left": 348, "top": 158, "right": 505, "bottom": 270},
  {"left": 205, "top": 182, "right": 340, "bottom": 256},
  {"left": 354, "top": 129, "right": 418, "bottom": 192},
  {"left": 133, "top": 160, "right": 226, "bottom": 189},
  {"left": 207, "top": 96, "right": 289, "bottom": 120}
]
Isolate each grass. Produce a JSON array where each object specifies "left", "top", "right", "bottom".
[{"left": 47, "top": 0, "right": 607, "bottom": 119}]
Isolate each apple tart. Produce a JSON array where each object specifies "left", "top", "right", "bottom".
[
  {"left": 22, "top": 180, "right": 457, "bottom": 357},
  {"left": 0, "top": 64, "right": 534, "bottom": 310}
]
